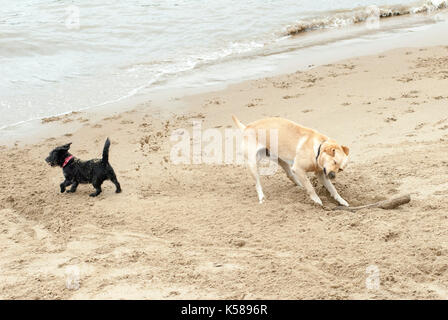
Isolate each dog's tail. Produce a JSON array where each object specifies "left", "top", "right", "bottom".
[
  {"left": 102, "top": 138, "right": 111, "bottom": 163},
  {"left": 231, "top": 115, "right": 246, "bottom": 131}
]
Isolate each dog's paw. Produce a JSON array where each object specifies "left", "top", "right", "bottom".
[
  {"left": 311, "top": 194, "right": 323, "bottom": 206},
  {"left": 66, "top": 189, "right": 74, "bottom": 193},
  {"left": 60, "top": 186, "right": 66, "bottom": 193},
  {"left": 89, "top": 193, "right": 98, "bottom": 197},
  {"left": 338, "top": 198, "right": 349, "bottom": 207},
  {"left": 116, "top": 189, "right": 122, "bottom": 194}
]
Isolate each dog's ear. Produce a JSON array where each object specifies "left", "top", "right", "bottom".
[
  {"left": 341, "top": 145, "right": 349, "bottom": 156},
  {"left": 324, "top": 145, "right": 336, "bottom": 157},
  {"left": 57, "top": 143, "right": 72, "bottom": 151}
]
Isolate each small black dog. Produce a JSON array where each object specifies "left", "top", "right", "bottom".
[{"left": 45, "top": 138, "right": 121, "bottom": 197}]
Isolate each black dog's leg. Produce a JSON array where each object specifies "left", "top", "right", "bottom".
[
  {"left": 110, "top": 172, "right": 121, "bottom": 193},
  {"left": 60, "top": 180, "right": 72, "bottom": 193},
  {"left": 89, "top": 179, "right": 103, "bottom": 197},
  {"left": 89, "top": 186, "right": 102, "bottom": 197},
  {"left": 66, "top": 181, "right": 79, "bottom": 193}
]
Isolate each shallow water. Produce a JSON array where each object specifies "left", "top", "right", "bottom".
[{"left": 0, "top": 0, "right": 447, "bottom": 130}]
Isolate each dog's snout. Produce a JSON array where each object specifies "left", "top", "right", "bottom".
[{"left": 328, "top": 171, "right": 336, "bottom": 179}]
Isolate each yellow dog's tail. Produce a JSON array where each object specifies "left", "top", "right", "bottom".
[{"left": 231, "top": 115, "right": 246, "bottom": 131}]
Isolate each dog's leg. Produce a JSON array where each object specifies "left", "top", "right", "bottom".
[
  {"left": 247, "top": 161, "right": 265, "bottom": 204},
  {"left": 89, "top": 185, "right": 102, "bottom": 197},
  {"left": 278, "top": 158, "right": 302, "bottom": 187},
  {"left": 110, "top": 172, "right": 121, "bottom": 194},
  {"left": 241, "top": 133, "right": 265, "bottom": 204},
  {"left": 244, "top": 146, "right": 265, "bottom": 204},
  {"left": 60, "top": 180, "right": 72, "bottom": 193},
  {"left": 317, "top": 172, "right": 349, "bottom": 206},
  {"left": 250, "top": 165, "right": 264, "bottom": 204},
  {"left": 66, "top": 181, "right": 79, "bottom": 193},
  {"left": 89, "top": 179, "right": 103, "bottom": 197},
  {"left": 292, "top": 160, "right": 322, "bottom": 206}
]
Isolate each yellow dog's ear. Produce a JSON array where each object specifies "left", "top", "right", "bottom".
[
  {"left": 324, "top": 145, "right": 336, "bottom": 157},
  {"left": 342, "top": 145, "right": 349, "bottom": 156}
]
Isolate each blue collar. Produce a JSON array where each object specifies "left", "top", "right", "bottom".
[{"left": 316, "top": 141, "right": 326, "bottom": 164}]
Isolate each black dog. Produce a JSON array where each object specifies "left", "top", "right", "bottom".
[{"left": 45, "top": 138, "right": 121, "bottom": 197}]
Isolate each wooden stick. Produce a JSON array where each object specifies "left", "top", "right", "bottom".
[{"left": 333, "top": 194, "right": 411, "bottom": 212}]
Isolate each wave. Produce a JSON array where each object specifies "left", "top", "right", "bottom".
[
  {"left": 123, "top": 40, "right": 266, "bottom": 87},
  {"left": 0, "top": 39, "right": 268, "bottom": 131},
  {"left": 285, "top": 0, "right": 448, "bottom": 36}
]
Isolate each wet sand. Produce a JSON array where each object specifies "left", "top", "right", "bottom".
[{"left": 1, "top": 46, "right": 448, "bottom": 299}]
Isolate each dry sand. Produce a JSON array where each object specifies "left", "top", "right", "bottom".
[{"left": 1, "top": 46, "right": 448, "bottom": 299}]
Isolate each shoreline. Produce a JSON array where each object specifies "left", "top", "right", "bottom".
[
  {"left": 1, "top": 44, "right": 448, "bottom": 299},
  {"left": 2, "top": 11, "right": 448, "bottom": 146}
]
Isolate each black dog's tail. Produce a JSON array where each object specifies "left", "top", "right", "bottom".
[{"left": 102, "top": 138, "right": 111, "bottom": 163}]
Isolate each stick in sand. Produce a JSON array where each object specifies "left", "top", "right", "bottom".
[{"left": 333, "top": 194, "right": 411, "bottom": 212}]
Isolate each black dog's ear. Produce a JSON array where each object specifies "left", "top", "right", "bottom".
[
  {"left": 57, "top": 143, "right": 72, "bottom": 151},
  {"left": 63, "top": 142, "right": 72, "bottom": 150}
]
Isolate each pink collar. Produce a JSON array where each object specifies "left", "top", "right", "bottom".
[{"left": 62, "top": 155, "right": 74, "bottom": 168}]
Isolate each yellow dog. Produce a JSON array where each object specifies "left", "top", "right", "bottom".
[{"left": 232, "top": 116, "right": 349, "bottom": 206}]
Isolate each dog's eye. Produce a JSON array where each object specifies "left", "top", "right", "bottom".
[{"left": 334, "top": 160, "right": 337, "bottom": 165}]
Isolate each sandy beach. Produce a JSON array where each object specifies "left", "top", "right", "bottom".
[{"left": 1, "top": 45, "right": 448, "bottom": 299}]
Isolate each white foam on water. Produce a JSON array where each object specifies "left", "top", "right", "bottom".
[{"left": 0, "top": 0, "right": 447, "bottom": 133}]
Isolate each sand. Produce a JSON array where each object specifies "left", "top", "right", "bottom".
[{"left": 1, "top": 46, "right": 448, "bottom": 299}]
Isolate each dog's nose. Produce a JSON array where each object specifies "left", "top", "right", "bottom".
[{"left": 328, "top": 171, "right": 336, "bottom": 179}]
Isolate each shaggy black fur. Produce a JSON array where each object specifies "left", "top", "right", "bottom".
[{"left": 45, "top": 138, "right": 121, "bottom": 197}]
